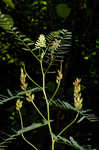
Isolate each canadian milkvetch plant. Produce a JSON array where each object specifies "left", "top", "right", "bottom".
[{"left": 0, "top": 11, "right": 99, "bottom": 150}]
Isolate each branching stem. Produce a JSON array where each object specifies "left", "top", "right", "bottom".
[
  {"left": 57, "top": 113, "right": 79, "bottom": 137},
  {"left": 23, "top": 65, "right": 42, "bottom": 90},
  {"left": 31, "top": 101, "right": 46, "bottom": 120},
  {"left": 40, "top": 59, "right": 55, "bottom": 150},
  {"left": 18, "top": 110, "right": 38, "bottom": 150}
]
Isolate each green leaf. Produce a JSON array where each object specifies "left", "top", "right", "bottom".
[
  {"left": 45, "top": 29, "right": 71, "bottom": 64},
  {"left": 0, "top": 95, "right": 23, "bottom": 104},
  {"left": 77, "top": 116, "right": 86, "bottom": 123},
  {"left": 56, "top": 3, "right": 71, "bottom": 19},
  {"left": 96, "top": 39, "right": 99, "bottom": 44},
  {"left": 16, "top": 120, "right": 53, "bottom": 135},
  {"left": 2, "top": 0, "right": 15, "bottom": 9},
  {"left": 56, "top": 135, "right": 85, "bottom": 150},
  {"left": 17, "top": 87, "right": 42, "bottom": 96},
  {"left": 0, "top": 12, "right": 14, "bottom": 31},
  {"left": 69, "top": 136, "right": 85, "bottom": 150},
  {"left": 50, "top": 99, "right": 99, "bottom": 122},
  {"left": 84, "top": 56, "right": 88, "bottom": 60},
  {"left": 7, "top": 89, "right": 13, "bottom": 96},
  {"left": 92, "top": 52, "right": 96, "bottom": 56},
  {"left": 57, "top": 135, "right": 72, "bottom": 145},
  {"left": 0, "top": 120, "right": 53, "bottom": 146}
]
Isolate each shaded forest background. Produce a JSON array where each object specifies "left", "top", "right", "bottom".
[{"left": 0, "top": 0, "right": 99, "bottom": 150}]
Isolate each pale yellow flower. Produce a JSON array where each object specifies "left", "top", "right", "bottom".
[
  {"left": 35, "top": 34, "right": 46, "bottom": 49},
  {"left": 50, "top": 39, "right": 61, "bottom": 60},
  {"left": 51, "top": 39, "right": 61, "bottom": 50},
  {"left": 20, "top": 67, "right": 28, "bottom": 90},
  {"left": 56, "top": 69, "right": 63, "bottom": 84},
  {"left": 73, "top": 78, "right": 83, "bottom": 110}
]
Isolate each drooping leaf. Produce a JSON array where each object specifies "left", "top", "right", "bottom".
[
  {"left": 0, "top": 87, "right": 41, "bottom": 104},
  {"left": 8, "top": 27, "right": 35, "bottom": 53},
  {"left": 16, "top": 120, "right": 53, "bottom": 136},
  {"left": 50, "top": 99, "right": 99, "bottom": 122},
  {"left": 7, "top": 89, "right": 13, "bottom": 97},
  {"left": 57, "top": 135, "right": 72, "bottom": 146},
  {"left": 17, "top": 87, "right": 42, "bottom": 96},
  {"left": 69, "top": 136, "right": 85, "bottom": 150},
  {"left": 77, "top": 116, "right": 86, "bottom": 123},
  {"left": 55, "top": 135, "right": 85, "bottom": 150}
]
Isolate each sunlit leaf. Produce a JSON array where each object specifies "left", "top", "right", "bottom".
[
  {"left": 2, "top": 0, "right": 15, "bottom": 9},
  {"left": 84, "top": 56, "right": 88, "bottom": 60},
  {"left": 0, "top": 12, "right": 14, "bottom": 31},
  {"left": 41, "top": 1, "right": 47, "bottom": 5}
]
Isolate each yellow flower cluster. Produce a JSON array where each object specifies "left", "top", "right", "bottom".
[
  {"left": 73, "top": 78, "right": 83, "bottom": 110},
  {"left": 26, "top": 92, "right": 35, "bottom": 102},
  {"left": 16, "top": 99, "right": 23, "bottom": 111},
  {"left": 56, "top": 70, "right": 63, "bottom": 84},
  {"left": 20, "top": 67, "right": 28, "bottom": 90},
  {"left": 35, "top": 34, "right": 46, "bottom": 49},
  {"left": 50, "top": 39, "right": 61, "bottom": 60},
  {"left": 20, "top": 66, "right": 35, "bottom": 103},
  {"left": 16, "top": 66, "right": 35, "bottom": 111}
]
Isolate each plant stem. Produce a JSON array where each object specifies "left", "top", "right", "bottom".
[
  {"left": 40, "top": 59, "right": 54, "bottom": 150},
  {"left": 18, "top": 110, "right": 38, "bottom": 150},
  {"left": 45, "top": 60, "right": 53, "bottom": 74},
  {"left": 42, "top": 69, "right": 52, "bottom": 134},
  {"left": 52, "top": 139, "right": 55, "bottom": 150},
  {"left": 31, "top": 101, "right": 46, "bottom": 120},
  {"left": 57, "top": 113, "right": 79, "bottom": 137},
  {"left": 51, "top": 80, "right": 60, "bottom": 101},
  {"left": 23, "top": 65, "right": 42, "bottom": 90},
  {"left": 50, "top": 61, "right": 62, "bottom": 101},
  {"left": 30, "top": 50, "right": 40, "bottom": 62}
]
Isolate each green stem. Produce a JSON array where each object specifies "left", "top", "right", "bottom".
[
  {"left": 31, "top": 101, "right": 46, "bottom": 120},
  {"left": 46, "top": 100, "right": 52, "bottom": 135},
  {"left": 45, "top": 60, "right": 53, "bottom": 74},
  {"left": 30, "top": 50, "right": 40, "bottom": 62},
  {"left": 52, "top": 139, "right": 55, "bottom": 150},
  {"left": 51, "top": 80, "right": 60, "bottom": 101},
  {"left": 23, "top": 65, "right": 42, "bottom": 90},
  {"left": 18, "top": 110, "right": 38, "bottom": 150},
  {"left": 50, "top": 61, "right": 62, "bottom": 101},
  {"left": 57, "top": 113, "right": 79, "bottom": 137},
  {"left": 40, "top": 59, "right": 54, "bottom": 148}
]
